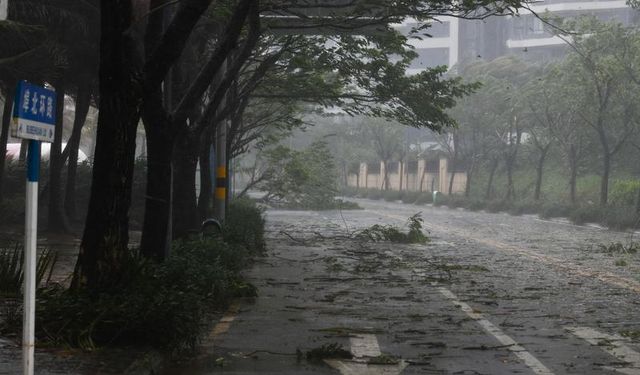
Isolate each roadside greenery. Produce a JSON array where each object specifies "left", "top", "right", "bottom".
[
  {"left": 0, "top": 198, "right": 265, "bottom": 353},
  {"left": 257, "top": 140, "right": 361, "bottom": 210}
]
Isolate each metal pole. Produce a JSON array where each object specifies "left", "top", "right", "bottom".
[
  {"left": 214, "top": 121, "right": 227, "bottom": 222},
  {"left": 23, "top": 140, "right": 40, "bottom": 375}
]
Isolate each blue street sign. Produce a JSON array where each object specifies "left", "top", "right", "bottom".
[{"left": 12, "top": 81, "right": 57, "bottom": 143}]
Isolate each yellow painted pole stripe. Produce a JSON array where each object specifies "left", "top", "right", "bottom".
[
  {"left": 216, "top": 167, "right": 227, "bottom": 178},
  {"left": 215, "top": 188, "right": 226, "bottom": 200}
]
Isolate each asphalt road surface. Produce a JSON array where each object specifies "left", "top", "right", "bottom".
[{"left": 165, "top": 198, "right": 640, "bottom": 375}]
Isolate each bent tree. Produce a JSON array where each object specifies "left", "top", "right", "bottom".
[{"left": 75, "top": 0, "right": 527, "bottom": 292}]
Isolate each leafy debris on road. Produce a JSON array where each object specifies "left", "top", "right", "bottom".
[
  {"left": 301, "top": 343, "right": 353, "bottom": 362},
  {"left": 355, "top": 213, "right": 430, "bottom": 244}
]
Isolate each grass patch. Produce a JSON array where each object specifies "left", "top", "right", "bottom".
[
  {"left": 0, "top": 246, "right": 57, "bottom": 297},
  {"left": 597, "top": 242, "right": 639, "bottom": 254}
]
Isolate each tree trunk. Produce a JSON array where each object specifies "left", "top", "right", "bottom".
[
  {"left": 0, "top": 90, "right": 14, "bottom": 203},
  {"left": 48, "top": 82, "right": 70, "bottom": 233},
  {"left": 534, "top": 146, "right": 549, "bottom": 201},
  {"left": 64, "top": 86, "right": 91, "bottom": 220},
  {"left": 567, "top": 146, "right": 578, "bottom": 205},
  {"left": 140, "top": 102, "right": 174, "bottom": 261},
  {"left": 505, "top": 158, "right": 515, "bottom": 201},
  {"left": 399, "top": 162, "right": 403, "bottom": 192},
  {"left": 448, "top": 157, "right": 456, "bottom": 195},
  {"left": 464, "top": 167, "right": 473, "bottom": 198},
  {"left": 72, "top": 0, "right": 144, "bottom": 292},
  {"left": 172, "top": 133, "right": 199, "bottom": 239},
  {"left": 485, "top": 158, "right": 498, "bottom": 200},
  {"left": 197, "top": 132, "right": 212, "bottom": 222},
  {"left": 600, "top": 152, "right": 610, "bottom": 206},
  {"left": 382, "top": 160, "right": 389, "bottom": 191}
]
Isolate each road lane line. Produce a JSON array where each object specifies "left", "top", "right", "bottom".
[
  {"left": 371, "top": 210, "right": 640, "bottom": 294},
  {"left": 350, "top": 334, "right": 382, "bottom": 358},
  {"left": 437, "top": 286, "right": 555, "bottom": 375},
  {"left": 566, "top": 327, "right": 640, "bottom": 375},
  {"left": 325, "top": 334, "right": 408, "bottom": 375},
  {"left": 210, "top": 301, "right": 241, "bottom": 338}
]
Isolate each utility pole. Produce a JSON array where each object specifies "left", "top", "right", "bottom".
[
  {"left": 214, "top": 118, "right": 227, "bottom": 222},
  {"left": 213, "top": 60, "right": 228, "bottom": 223}
]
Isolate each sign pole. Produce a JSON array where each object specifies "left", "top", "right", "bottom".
[
  {"left": 12, "top": 80, "right": 56, "bottom": 375},
  {"left": 23, "top": 140, "right": 40, "bottom": 375}
]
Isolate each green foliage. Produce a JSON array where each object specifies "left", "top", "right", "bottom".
[
  {"left": 260, "top": 141, "right": 343, "bottom": 210},
  {"left": 484, "top": 200, "right": 509, "bottom": 213},
  {"left": 569, "top": 205, "right": 603, "bottom": 225},
  {"left": 610, "top": 180, "right": 640, "bottom": 207},
  {"left": 0, "top": 246, "right": 57, "bottom": 297},
  {"left": 356, "top": 213, "right": 429, "bottom": 244},
  {"left": 539, "top": 203, "right": 574, "bottom": 219},
  {"left": 383, "top": 190, "right": 403, "bottom": 202},
  {"left": 31, "top": 239, "right": 255, "bottom": 352},
  {"left": 414, "top": 192, "right": 433, "bottom": 205},
  {"left": 224, "top": 198, "right": 266, "bottom": 254},
  {"left": 365, "top": 188, "right": 383, "bottom": 200},
  {"left": 507, "top": 200, "right": 541, "bottom": 216},
  {"left": 597, "top": 242, "right": 639, "bottom": 254},
  {"left": 401, "top": 191, "right": 420, "bottom": 204},
  {"left": 602, "top": 206, "right": 638, "bottom": 230}
]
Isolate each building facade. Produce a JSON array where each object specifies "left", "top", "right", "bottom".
[{"left": 398, "top": 0, "right": 639, "bottom": 72}]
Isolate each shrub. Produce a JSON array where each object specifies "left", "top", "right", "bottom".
[
  {"left": 340, "top": 186, "right": 359, "bottom": 197},
  {"left": 508, "top": 200, "right": 540, "bottom": 216},
  {"left": 610, "top": 180, "right": 640, "bottom": 207},
  {"left": 465, "top": 199, "right": 486, "bottom": 211},
  {"left": 366, "top": 189, "right": 383, "bottom": 200},
  {"left": 446, "top": 195, "right": 467, "bottom": 209},
  {"left": 603, "top": 206, "right": 638, "bottom": 230},
  {"left": 569, "top": 205, "right": 603, "bottom": 225},
  {"left": 383, "top": 190, "right": 403, "bottom": 202},
  {"left": 224, "top": 198, "right": 265, "bottom": 254},
  {"left": 539, "top": 202, "right": 574, "bottom": 219},
  {"left": 485, "top": 200, "right": 509, "bottom": 213},
  {"left": 33, "top": 239, "right": 255, "bottom": 353},
  {"left": 414, "top": 192, "right": 433, "bottom": 205},
  {"left": 0, "top": 246, "right": 57, "bottom": 297},
  {"left": 401, "top": 191, "right": 420, "bottom": 204}
]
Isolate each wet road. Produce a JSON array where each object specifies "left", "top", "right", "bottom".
[{"left": 166, "top": 199, "right": 640, "bottom": 375}]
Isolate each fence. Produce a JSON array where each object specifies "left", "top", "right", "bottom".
[{"left": 347, "top": 157, "right": 467, "bottom": 195}]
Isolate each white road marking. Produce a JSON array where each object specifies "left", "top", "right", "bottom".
[
  {"left": 566, "top": 327, "right": 640, "bottom": 375},
  {"left": 325, "top": 334, "right": 408, "bottom": 375},
  {"left": 437, "top": 286, "right": 555, "bottom": 375},
  {"left": 350, "top": 334, "right": 382, "bottom": 357},
  {"left": 372, "top": 210, "right": 640, "bottom": 294}
]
